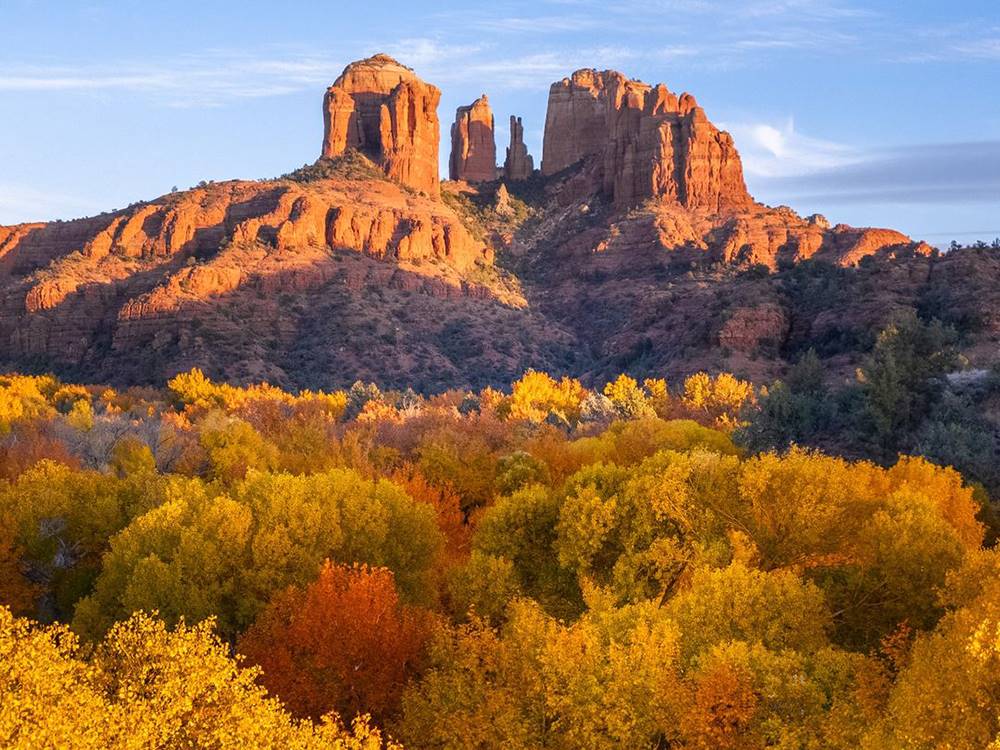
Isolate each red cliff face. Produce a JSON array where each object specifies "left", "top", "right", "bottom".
[
  {"left": 0, "top": 169, "right": 506, "bottom": 379},
  {"left": 322, "top": 54, "right": 441, "bottom": 196},
  {"left": 449, "top": 95, "right": 497, "bottom": 183},
  {"left": 541, "top": 69, "right": 618, "bottom": 176},
  {"left": 503, "top": 116, "right": 534, "bottom": 181},
  {"left": 541, "top": 69, "right": 751, "bottom": 211}
]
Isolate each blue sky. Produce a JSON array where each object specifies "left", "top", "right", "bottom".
[{"left": 1, "top": 0, "right": 998, "bottom": 245}]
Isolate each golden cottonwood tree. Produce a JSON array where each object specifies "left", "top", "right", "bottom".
[
  {"left": 869, "top": 577, "right": 1000, "bottom": 749},
  {"left": 398, "top": 599, "right": 680, "bottom": 750},
  {"left": 74, "top": 469, "right": 442, "bottom": 639},
  {"left": 0, "top": 606, "right": 399, "bottom": 750},
  {"left": 507, "top": 370, "right": 587, "bottom": 424}
]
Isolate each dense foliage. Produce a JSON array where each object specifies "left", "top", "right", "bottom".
[{"left": 0, "top": 364, "right": 997, "bottom": 748}]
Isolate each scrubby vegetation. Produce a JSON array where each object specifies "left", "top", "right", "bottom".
[
  {"left": 0, "top": 365, "right": 997, "bottom": 748},
  {"left": 740, "top": 312, "right": 1000, "bottom": 506},
  {"left": 282, "top": 152, "right": 388, "bottom": 184},
  {"left": 441, "top": 181, "right": 535, "bottom": 245}
]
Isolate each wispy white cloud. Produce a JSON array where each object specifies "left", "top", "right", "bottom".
[
  {"left": 730, "top": 26, "right": 858, "bottom": 50},
  {"left": 381, "top": 39, "right": 485, "bottom": 69},
  {"left": 724, "top": 0, "right": 875, "bottom": 20},
  {"left": 892, "top": 23, "right": 1000, "bottom": 63},
  {"left": 0, "top": 51, "right": 346, "bottom": 106},
  {"left": 952, "top": 37, "right": 1000, "bottom": 61},
  {"left": 428, "top": 0, "right": 876, "bottom": 69},
  {"left": 655, "top": 44, "right": 700, "bottom": 59},
  {"left": 726, "top": 115, "right": 1000, "bottom": 210},
  {"left": 468, "top": 15, "right": 602, "bottom": 33},
  {"left": 386, "top": 42, "right": 643, "bottom": 89},
  {"left": 565, "top": 0, "right": 872, "bottom": 21},
  {"left": 721, "top": 118, "right": 861, "bottom": 178}
]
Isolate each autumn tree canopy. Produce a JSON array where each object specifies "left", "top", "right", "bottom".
[
  {"left": 0, "top": 368, "right": 992, "bottom": 748},
  {"left": 239, "top": 562, "right": 432, "bottom": 723}
]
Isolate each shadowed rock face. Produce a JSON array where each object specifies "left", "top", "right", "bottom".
[
  {"left": 449, "top": 95, "right": 497, "bottom": 183},
  {"left": 542, "top": 69, "right": 751, "bottom": 211},
  {"left": 322, "top": 54, "right": 441, "bottom": 196},
  {"left": 503, "top": 116, "right": 534, "bottom": 181}
]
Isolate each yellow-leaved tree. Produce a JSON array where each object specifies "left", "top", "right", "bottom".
[
  {"left": 866, "top": 550, "right": 1000, "bottom": 749},
  {"left": 73, "top": 469, "right": 443, "bottom": 640},
  {"left": 681, "top": 372, "right": 756, "bottom": 429},
  {"left": 507, "top": 370, "right": 587, "bottom": 424},
  {"left": 0, "top": 606, "right": 399, "bottom": 749}
]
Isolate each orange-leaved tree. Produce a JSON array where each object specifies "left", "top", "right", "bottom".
[
  {"left": 0, "top": 514, "right": 37, "bottom": 616},
  {"left": 238, "top": 561, "right": 433, "bottom": 724},
  {"left": 390, "top": 467, "right": 470, "bottom": 562}
]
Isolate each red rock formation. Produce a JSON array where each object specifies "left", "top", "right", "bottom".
[
  {"left": 503, "top": 116, "right": 534, "bottom": 181},
  {"left": 541, "top": 69, "right": 619, "bottom": 176},
  {"left": 0, "top": 54, "right": 975, "bottom": 392},
  {"left": 449, "top": 95, "right": 497, "bottom": 183},
  {"left": 709, "top": 207, "right": 826, "bottom": 268},
  {"left": 652, "top": 203, "right": 931, "bottom": 270},
  {"left": 541, "top": 69, "right": 751, "bottom": 211},
  {"left": 0, "top": 173, "right": 494, "bottom": 360},
  {"left": 7, "top": 179, "right": 488, "bottom": 279},
  {"left": 322, "top": 54, "right": 441, "bottom": 196},
  {"left": 822, "top": 225, "right": 934, "bottom": 266}
]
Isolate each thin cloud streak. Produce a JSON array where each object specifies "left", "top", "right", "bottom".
[
  {"left": 468, "top": 15, "right": 602, "bottom": 33},
  {"left": 0, "top": 54, "right": 346, "bottom": 106},
  {"left": 892, "top": 23, "right": 1000, "bottom": 63},
  {"left": 952, "top": 37, "right": 1000, "bottom": 60},
  {"left": 559, "top": 0, "right": 872, "bottom": 20},
  {"left": 750, "top": 140, "right": 1000, "bottom": 206}
]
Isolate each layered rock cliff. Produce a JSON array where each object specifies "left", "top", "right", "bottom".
[
  {"left": 503, "top": 116, "right": 534, "bottom": 181},
  {"left": 322, "top": 54, "right": 441, "bottom": 196},
  {"left": 0, "top": 154, "right": 564, "bottom": 389},
  {"left": 449, "top": 95, "right": 497, "bottom": 183},
  {"left": 0, "top": 55, "right": 984, "bottom": 392},
  {"left": 541, "top": 69, "right": 751, "bottom": 211}
]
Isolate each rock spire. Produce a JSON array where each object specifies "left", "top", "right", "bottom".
[
  {"left": 503, "top": 115, "right": 534, "bottom": 181},
  {"left": 449, "top": 95, "right": 497, "bottom": 183}
]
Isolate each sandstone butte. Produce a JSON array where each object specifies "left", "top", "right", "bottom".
[
  {"left": 322, "top": 54, "right": 441, "bottom": 196},
  {"left": 449, "top": 95, "right": 497, "bottom": 183},
  {"left": 541, "top": 68, "right": 750, "bottom": 211},
  {"left": 503, "top": 115, "right": 534, "bottom": 181},
  {"left": 0, "top": 52, "right": 961, "bottom": 392}
]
